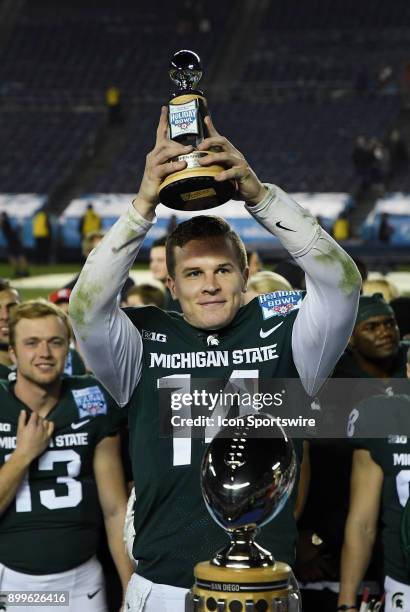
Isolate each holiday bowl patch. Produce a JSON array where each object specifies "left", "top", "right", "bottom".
[
  {"left": 169, "top": 100, "right": 198, "bottom": 139},
  {"left": 258, "top": 290, "right": 303, "bottom": 320},
  {"left": 72, "top": 386, "right": 107, "bottom": 418}
]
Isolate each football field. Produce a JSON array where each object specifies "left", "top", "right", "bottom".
[{"left": 0, "top": 262, "right": 151, "bottom": 300}]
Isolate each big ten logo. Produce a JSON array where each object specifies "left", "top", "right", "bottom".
[{"left": 142, "top": 330, "right": 167, "bottom": 343}]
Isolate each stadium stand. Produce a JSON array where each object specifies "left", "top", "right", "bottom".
[
  {"left": 0, "top": 0, "right": 409, "bottom": 257},
  {"left": 0, "top": 111, "right": 104, "bottom": 193},
  {"left": 81, "top": 97, "right": 399, "bottom": 194},
  {"left": 0, "top": 0, "right": 231, "bottom": 104}
]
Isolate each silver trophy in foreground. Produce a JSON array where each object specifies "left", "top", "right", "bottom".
[{"left": 187, "top": 414, "right": 302, "bottom": 611}]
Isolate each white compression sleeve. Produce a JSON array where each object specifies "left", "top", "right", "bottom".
[
  {"left": 246, "top": 184, "right": 361, "bottom": 396},
  {"left": 69, "top": 204, "right": 154, "bottom": 406}
]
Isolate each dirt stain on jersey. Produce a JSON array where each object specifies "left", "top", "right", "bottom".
[{"left": 313, "top": 239, "right": 360, "bottom": 295}]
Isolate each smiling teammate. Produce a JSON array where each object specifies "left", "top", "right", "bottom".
[
  {"left": 334, "top": 293, "right": 408, "bottom": 380},
  {"left": 69, "top": 109, "right": 361, "bottom": 611},
  {"left": 0, "top": 301, "right": 133, "bottom": 611},
  {"left": 0, "top": 281, "right": 86, "bottom": 381}
]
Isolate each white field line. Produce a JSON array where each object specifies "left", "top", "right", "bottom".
[{"left": 11, "top": 270, "right": 156, "bottom": 290}]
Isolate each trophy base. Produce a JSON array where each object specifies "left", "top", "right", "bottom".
[
  {"left": 158, "top": 165, "right": 236, "bottom": 211},
  {"left": 188, "top": 560, "right": 300, "bottom": 611}
]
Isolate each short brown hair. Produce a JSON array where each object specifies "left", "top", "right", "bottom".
[
  {"left": 125, "top": 283, "right": 165, "bottom": 308},
  {"left": 9, "top": 299, "right": 71, "bottom": 347},
  {"left": 166, "top": 216, "right": 247, "bottom": 278},
  {"left": 151, "top": 235, "right": 167, "bottom": 249}
]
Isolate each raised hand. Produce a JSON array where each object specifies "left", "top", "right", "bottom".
[
  {"left": 197, "top": 115, "right": 267, "bottom": 206},
  {"left": 15, "top": 410, "right": 54, "bottom": 464},
  {"left": 133, "top": 106, "right": 194, "bottom": 218}
]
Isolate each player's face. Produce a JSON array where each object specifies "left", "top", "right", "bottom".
[
  {"left": 351, "top": 314, "right": 400, "bottom": 361},
  {"left": 248, "top": 251, "right": 262, "bottom": 276},
  {"left": 168, "top": 237, "right": 248, "bottom": 330},
  {"left": 126, "top": 294, "right": 145, "bottom": 307},
  {"left": 149, "top": 246, "right": 167, "bottom": 282},
  {"left": 10, "top": 315, "right": 69, "bottom": 386},
  {"left": 0, "top": 289, "right": 20, "bottom": 345}
]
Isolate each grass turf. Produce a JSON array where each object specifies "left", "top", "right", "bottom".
[{"left": 0, "top": 262, "right": 149, "bottom": 301}]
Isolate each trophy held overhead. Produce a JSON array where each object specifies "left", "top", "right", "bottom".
[{"left": 158, "top": 50, "right": 236, "bottom": 211}]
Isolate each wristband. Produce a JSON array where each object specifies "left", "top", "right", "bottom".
[{"left": 337, "top": 606, "right": 357, "bottom": 611}]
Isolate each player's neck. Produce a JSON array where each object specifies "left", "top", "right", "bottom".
[
  {"left": 354, "top": 352, "right": 396, "bottom": 378},
  {"left": 14, "top": 375, "right": 61, "bottom": 417},
  {"left": 0, "top": 349, "right": 12, "bottom": 367}
]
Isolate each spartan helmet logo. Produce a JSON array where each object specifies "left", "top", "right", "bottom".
[
  {"left": 392, "top": 592, "right": 404, "bottom": 608},
  {"left": 207, "top": 334, "right": 219, "bottom": 346}
]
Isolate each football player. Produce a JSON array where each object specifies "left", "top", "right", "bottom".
[
  {"left": 0, "top": 281, "right": 87, "bottom": 380},
  {"left": 334, "top": 292, "right": 407, "bottom": 380},
  {"left": 149, "top": 235, "right": 181, "bottom": 311},
  {"left": 149, "top": 235, "right": 168, "bottom": 285},
  {"left": 0, "top": 279, "right": 86, "bottom": 379},
  {"left": 0, "top": 279, "right": 20, "bottom": 379},
  {"left": 338, "top": 348, "right": 410, "bottom": 612},
  {"left": 69, "top": 109, "right": 361, "bottom": 612},
  {"left": 0, "top": 300, "right": 133, "bottom": 611},
  {"left": 298, "top": 294, "right": 410, "bottom": 611}
]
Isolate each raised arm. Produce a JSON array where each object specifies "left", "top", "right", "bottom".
[
  {"left": 338, "top": 449, "right": 383, "bottom": 611},
  {"left": 69, "top": 204, "right": 150, "bottom": 406},
  {"left": 69, "top": 107, "right": 195, "bottom": 405},
  {"left": 198, "top": 116, "right": 361, "bottom": 396},
  {"left": 244, "top": 184, "right": 361, "bottom": 395}
]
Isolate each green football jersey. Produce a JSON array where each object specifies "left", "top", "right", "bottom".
[
  {"left": 348, "top": 393, "right": 410, "bottom": 584},
  {"left": 124, "top": 292, "right": 307, "bottom": 588},
  {"left": 402, "top": 496, "right": 410, "bottom": 577},
  {"left": 0, "top": 376, "right": 121, "bottom": 574}
]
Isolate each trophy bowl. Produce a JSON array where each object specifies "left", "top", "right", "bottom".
[{"left": 201, "top": 414, "right": 296, "bottom": 565}]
